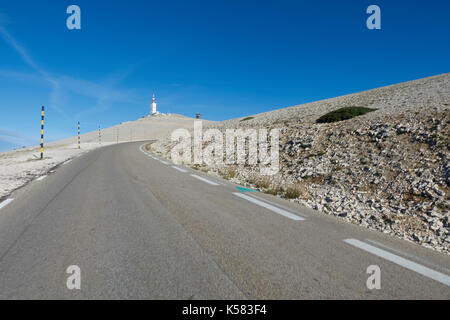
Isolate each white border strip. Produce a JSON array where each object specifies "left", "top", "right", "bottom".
[
  {"left": 365, "top": 238, "right": 450, "bottom": 274},
  {"left": 344, "top": 239, "right": 450, "bottom": 287},
  {"left": 36, "top": 175, "right": 47, "bottom": 181},
  {"left": 251, "top": 194, "right": 307, "bottom": 218},
  {"left": 139, "top": 143, "right": 166, "bottom": 162},
  {"left": 191, "top": 174, "right": 219, "bottom": 186},
  {"left": 0, "top": 198, "right": 14, "bottom": 210},
  {"left": 233, "top": 192, "right": 304, "bottom": 221},
  {"left": 172, "top": 166, "right": 187, "bottom": 173},
  {"left": 139, "top": 144, "right": 147, "bottom": 154}
]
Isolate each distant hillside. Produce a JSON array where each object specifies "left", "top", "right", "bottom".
[
  {"left": 217, "top": 73, "right": 450, "bottom": 127},
  {"left": 152, "top": 73, "right": 450, "bottom": 254}
]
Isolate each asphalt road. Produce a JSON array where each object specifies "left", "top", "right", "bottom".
[{"left": 0, "top": 142, "right": 449, "bottom": 299}]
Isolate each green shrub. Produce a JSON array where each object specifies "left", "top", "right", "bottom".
[
  {"left": 240, "top": 116, "right": 255, "bottom": 122},
  {"left": 316, "top": 107, "right": 377, "bottom": 123}
]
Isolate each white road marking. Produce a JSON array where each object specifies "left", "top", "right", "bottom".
[
  {"left": 365, "top": 238, "right": 450, "bottom": 274},
  {"left": 344, "top": 239, "right": 450, "bottom": 287},
  {"left": 36, "top": 175, "right": 47, "bottom": 181},
  {"left": 233, "top": 192, "right": 304, "bottom": 221},
  {"left": 251, "top": 194, "right": 307, "bottom": 218},
  {"left": 172, "top": 166, "right": 187, "bottom": 173},
  {"left": 0, "top": 198, "right": 14, "bottom": 210},
  {"left": 139, "top": 144, "right": 162, "bottom": 162},
  {"left": 63, "top": 160, "right": 71, "bottom": 165},
  {"left": 191, "top": 174, "right": 220, "bottom": 186}
]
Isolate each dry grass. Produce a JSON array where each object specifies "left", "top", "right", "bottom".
[
  {"left": 145, "top": 140, "right": 158, "bottom": 151},
  {"left": 219, "top": 167, "right": 237, "bottom": 180},
  {"left": 402, "top": 192, "right": 432, "bottom": 204},
  {"left": 283, "top": 183, "right": 309, "bottom": 200},
  {"left": 26, "top": 157, "right": 51, "bottom": 162},
  {"left": 247, "top": 176, "right": 271, "bottom": 189},
  {"left": 264, "top": 186, "right": 281, "bottom": 195},
  {"left": 284, "top": 187, "right": 301, "bottom": 199},
  {"left": 254, "top": 178, "right": 271, "bottom": 189}
]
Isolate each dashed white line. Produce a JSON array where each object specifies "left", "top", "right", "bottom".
[
  {"left": 139, "top": 144, "right": 147, "bottom": 152},
  {"left": 251, "top": 194, "right": 307, "bottom": 218},
  {"left": 191, "top": 174, "right": 220, "bottom": 186},
  {"left": 36, "top": 175, "right": 47, "bottom": 181},
  {"left": 365, "top": 238, "right": 450, "bottom": 274},
  {"left": 344, "top": 239, "right": 450, "bottom": 287},
  {"left": 0, "top": 198, "right": 14, "bottom": 210},
  {"left": 172, "top": 166, "right": 188, "bottom": 173},
  {"left": 139, "top": 144, "right": 163, "bottom": 162},
  {"left": 233, "top": 192, "right": 304, "bottom": 221}
]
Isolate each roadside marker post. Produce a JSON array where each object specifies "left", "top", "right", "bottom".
[
  {"left": 77, "top": 121, "right": 80, "bottom": 149},
  {"left": 40, "top": 106, "right": 44, "bottom": 159},
  {"left": 98, "top": 125, "right": 102, "bottom": 145}
]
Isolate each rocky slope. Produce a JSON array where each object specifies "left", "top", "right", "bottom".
[{"left": 151, "top": 73, "right": 450, "bottom": 254}]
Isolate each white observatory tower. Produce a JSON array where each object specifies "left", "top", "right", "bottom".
[{"left": 151, "top": 94, "right": 157, "bottom": 115}]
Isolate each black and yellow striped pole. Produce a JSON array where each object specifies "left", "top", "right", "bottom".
[
  {"left": 40, "top": 106, "right": 44, "bottom": 159},
  {"left": 98, "top": 125, "right": 101, "bottom": 145},
  {"left": 77, "top": 121, "right": 80, "bottom": 149}
]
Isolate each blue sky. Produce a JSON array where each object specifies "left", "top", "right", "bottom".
[{"left": 0, "top": 0, "right": 449, "bottom": 152}]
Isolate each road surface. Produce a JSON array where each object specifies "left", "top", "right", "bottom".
[{"left": 0, "top": 142, "right": 449, "bottom": 299}]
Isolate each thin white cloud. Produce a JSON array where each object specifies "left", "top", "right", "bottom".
[
  {"left": 0, "top": 70, "right": 46, "bottom": 85},
  {"left": 0, "top": 26, "right": 49, "bottom": 79},
  {"left": 0, "top": 25, "right": 69, "bottom": 117},
  {"left": 0, "top": 128, "right": 34, "bottom": 146},
  {"left": 0, "top": 26, "right": 140, "bottom": 121}
]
